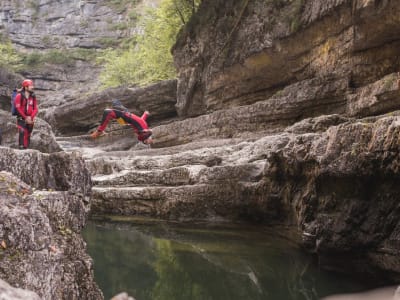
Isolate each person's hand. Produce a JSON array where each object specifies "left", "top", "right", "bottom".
[
  {"left": 143, "top": 137, "right": 153, "bottom": 145},
  {"left": 25, "top": 116, "right": 33, "bottom": 124}
]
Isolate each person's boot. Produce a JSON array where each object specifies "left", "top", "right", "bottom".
[{"left": 90, "top": 130, "right": 105, "bottom": 139}]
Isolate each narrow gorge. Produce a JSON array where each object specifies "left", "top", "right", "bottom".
[{"left": 1, "top": 0, "right": 400, "bottom": 299}]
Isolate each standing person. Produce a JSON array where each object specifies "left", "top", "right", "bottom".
[
  {"left": 15, "top": 79, "right": 38, "bottom": 149},
  {"left": 90, "top": 99, "right": 153, "bottom": 145}
]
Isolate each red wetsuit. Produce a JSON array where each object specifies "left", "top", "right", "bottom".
[
  {"left": 15, "top": 92, "right": 38, "bottom": 149},
  {"left": 97, "top": 109, "right": 151, "bottom": 142}
]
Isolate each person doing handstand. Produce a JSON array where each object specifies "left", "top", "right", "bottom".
[{"left": 90, "top": 100, "right": 153, "bottom": 145}]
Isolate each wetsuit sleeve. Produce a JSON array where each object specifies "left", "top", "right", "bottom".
[
  {"left": 98, "top": 109, "right": 118, "bottom": 132},
  {"left": 141, "top": 111, "right": 149, "bottom": 121},
  {"left": 15, "top": 94, "right": 27, "bottom": 119}
]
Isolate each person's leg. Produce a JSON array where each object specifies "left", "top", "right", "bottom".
[
  {"left": 17, "top": 119, "right": 28, "bottom": 149},
  {"left": 98, "top": 109, "right": 117, "bottom": 132},
  {"left": 117, "top": 111, "right": 144, "bottom": 132},
  {"left": 91, "top": 109, "right": 117, "bottom": 138},
  {"left": 26, "top": 124, "right": 34, "bottom": 148}
]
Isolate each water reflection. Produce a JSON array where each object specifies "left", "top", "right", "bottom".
[{"left": 82, "top": 219, "right": 371, "bottom": 300}]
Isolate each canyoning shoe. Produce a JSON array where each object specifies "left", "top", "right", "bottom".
[{"left": 90, "top": 130, "right": 105, "bottom": 139}]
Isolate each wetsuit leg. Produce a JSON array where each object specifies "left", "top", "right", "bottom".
[
  {"left": 115, "top": 110, "right": 144, "bottom": 132},
  {"left": 17, "top": 119, "right": 31, "bottom": 149},
  {"left": 98, "top": 109, "right": 117, "bottom": 132},
  {"left": 26, "top": 124, "right": 33, "bottom": 148}
]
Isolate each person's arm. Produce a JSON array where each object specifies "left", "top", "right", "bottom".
[
  {"left": 141, "top": 111, "right": 150, "bottom": 121},
  {"left": 15, "top": 94, "right": 27, "bottom": 119}
]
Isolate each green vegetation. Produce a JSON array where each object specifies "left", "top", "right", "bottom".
[
  {"left": 0, "top": 41, "right": 22, "bottom": 70},
  {"left": 21, "top": 48, "right": 100, "bottom": 70},
  {"left": 95, "top": 37, "right": 121, "bottom": 48},
  {"left": 99, "top": 0, "right": 201, "bottom": 88},
  {"left": 110, "top": 22, "right": 129, "bottom": 31},
  {"left": 1, "top": 29, "right": 101, "bottom": 72}
]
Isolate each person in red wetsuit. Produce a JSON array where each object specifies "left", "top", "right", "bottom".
[
  {"left": 91, "top": 100, "right": 153, "bottom": 145},
  {"left": 15, "top": 79, "right": 38, "bottom": 149}
]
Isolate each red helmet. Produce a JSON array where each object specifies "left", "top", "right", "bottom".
[{"left": 22, "top": 79, "right": 33, "bottom": 87}]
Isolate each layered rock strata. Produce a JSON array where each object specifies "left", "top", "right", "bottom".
[
  {"left": 82, "top": 112, "right": 400, "bottom": 281},
  {"left": 173, "top": 0, "right": 400, "bottom": 118}
]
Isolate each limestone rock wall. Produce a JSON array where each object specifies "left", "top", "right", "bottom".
[
  {"left": 173, "top": 0, "right": 400, "bottom": 120},
  {"left": 0, "top": 0, "right": 148, "bottom": 116},
  {"left": 0, "top": 147, "right": 102, "bottom": 299},
  {"left": 0, "top": 0, "right": 127, "bottom": 50}
]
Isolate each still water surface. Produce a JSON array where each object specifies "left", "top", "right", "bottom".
[{"left": 82, "top": 219, "right": 371, "bottom": 300}]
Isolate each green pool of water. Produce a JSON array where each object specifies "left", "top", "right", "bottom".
[{"left": 82, "top": 218, "right": 369, "bottom": 300}]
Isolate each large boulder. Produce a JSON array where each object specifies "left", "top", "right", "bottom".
[
  {"left": 0, "top": 147, "right": 91, "bottom": 195},
  {"left": 0, "top": 171, "right": 102, "bottom": 299},
  {"left": 0, "top": 147, "right": 101, "bottom": 299}
]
